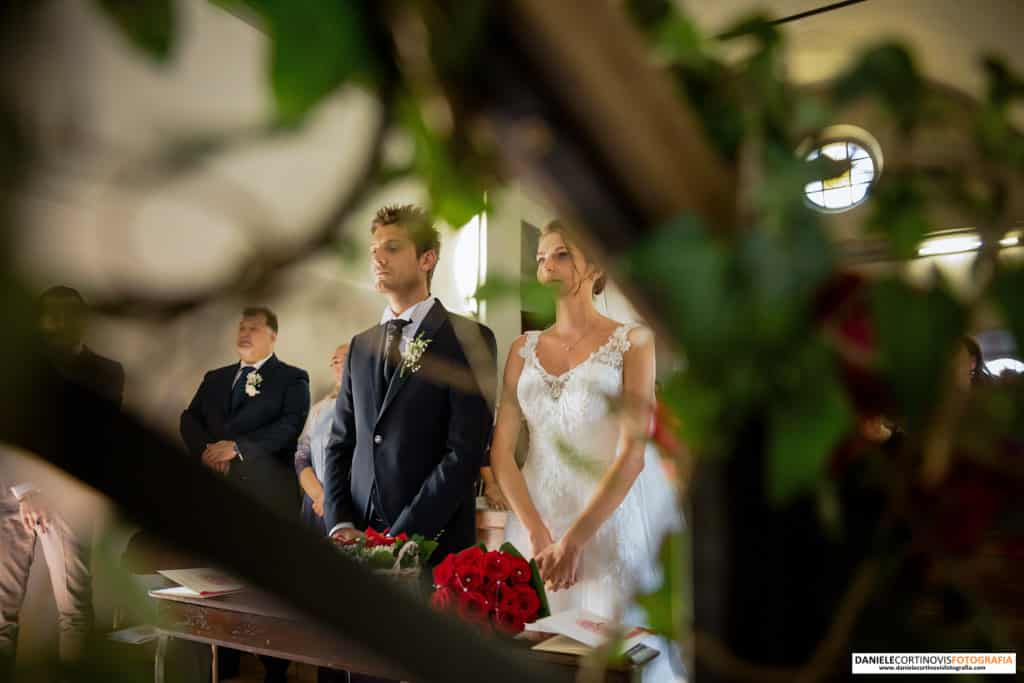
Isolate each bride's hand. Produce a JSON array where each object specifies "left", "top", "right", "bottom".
[
  {"left": 529, "top": 525, "right": 554, "bottom": 559},
  {"left": 536, "top": 537, "right": 581, "bottom": 592}
]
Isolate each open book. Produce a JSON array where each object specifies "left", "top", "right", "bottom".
[
  {"left": 152, "top": 568, "right": 245, "bottom": 599},
  {"left": 525, "top": 608, "right": 654, "bottom": 658}
]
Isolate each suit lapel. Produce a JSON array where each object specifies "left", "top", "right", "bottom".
[
  {"left": 375, "top": 300, "right": 449, "bottom": 425},
  {"left": 220, "top": 364, "right": 239, "bottom": 418}
]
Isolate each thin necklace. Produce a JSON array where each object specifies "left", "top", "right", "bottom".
[{"left": 562, "top": 320, "right": 595, "bottom": 353}]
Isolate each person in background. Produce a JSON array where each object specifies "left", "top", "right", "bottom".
[
  {"left": 0, "top": 286, "right": 124, "bottom": 681},
  {"left": 179, "top": 306, "right": 309, "bottom": 683},
  {"left": 957, "top": 336, "right": 993, "bottom": 390},
  {"left": 295, "top": 344, "right": 349, "bottom": 535}
]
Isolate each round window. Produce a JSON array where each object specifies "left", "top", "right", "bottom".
[{"left": 802, "top": 126, "right": 882, "bottom": 213}]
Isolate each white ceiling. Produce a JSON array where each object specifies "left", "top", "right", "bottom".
[{"left": 683, "top": 0, "right": 1024, "bottom": 103}]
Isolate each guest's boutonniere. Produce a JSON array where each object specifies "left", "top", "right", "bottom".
[
  {"left": 244, "top": 371, "right": 263, "bottom": 397},
  {"left": 400, "top": 333, "right": 432, "bottom": 378}
]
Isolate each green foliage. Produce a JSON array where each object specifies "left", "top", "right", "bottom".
[
  {"left": 475, "top": 275, "right": 556, "bottom": 326},
  {"left": 399, "top": 97, "right": 486, "bottom": 228},
  {"left": 767, "top": 342, "right": 852, "bottom": 502},
  {"left": 870, "top": 277, "right": 967, "bottom": 428},
  {"left": 635, "top": 530, "right": 690, "bottom": 640},
  {"left": 94, "top": 0, "right": 176, "bottom": 61},
  {"left": 991, "top": 265, "right": 1024, "bottom": 360},
  {"left": 831, "top": 43, "right": 924, "bottom": 130},
  {"left": 211, "top": 0, "right": 378, "bottom": 126},
  {"left": 866, "top": 175, "right": 931, "bottom": 259}
]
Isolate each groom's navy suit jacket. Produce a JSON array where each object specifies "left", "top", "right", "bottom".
[
  {"left": 180, "top": 354, "right": 310, "bottom": 518},
  {"left": 323, "top": 300, "right": 497, "bottom": 560}
]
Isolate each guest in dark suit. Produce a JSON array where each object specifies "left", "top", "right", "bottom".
[
  {"left": 323, "top": 204, "right": 497, "bottom": 568},
  {"left": 179, "top": 306, "right": 309, "bottom": 683},
  {"left": 0, "top": 286, "right": 123, "bottom": 681}
]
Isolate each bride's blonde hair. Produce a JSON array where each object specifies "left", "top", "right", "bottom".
[{"left": 539, "top": 220, "right": 607, "bottom": 296}]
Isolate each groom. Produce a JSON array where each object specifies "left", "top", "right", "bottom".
[{"left": 324, "top": 204, "right": 497, "bottom": 566}]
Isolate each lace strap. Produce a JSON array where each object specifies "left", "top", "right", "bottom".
[
  {"left": 517, "top": 330, "right": 541, "bottom": 359},
  {"left": 610, "top": 323, "right": 640, "bottom": 354}
]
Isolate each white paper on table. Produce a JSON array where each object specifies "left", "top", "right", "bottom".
[
  {"left": 525, "top": 608, "right": 652, "bottom": 650},
  {"left": 156, "top": 568, "right": 244, "bottom": 597}
]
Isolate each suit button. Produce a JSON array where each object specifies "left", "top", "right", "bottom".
[{"left": 374, "top": 434, "right": 383, "bottom": 444}]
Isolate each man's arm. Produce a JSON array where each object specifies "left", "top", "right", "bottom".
[
  {"left": 180, "top": 372, "right": 215, "bottom": 458},
  {"left": 391, "top": 326, "right": 497, "bottom": 538},
  {"left": 235, "top": 370, "right": 310, "bottom": 461},
  {"left": 323, "top": 346, "right": 358, "bottom": 534}
]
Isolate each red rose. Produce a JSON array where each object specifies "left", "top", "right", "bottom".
[
  {"left": 456, "top": 564, "right": 485, "bottom": 592},
  {"left": 488, "top": 579, "right": 507, "bottom": 604},
  {"left": 506, "top": 556, "right": 532, "bottom": 585},
  {"left": 455, "top": 546, "right": 487, "bottom": 590},
  {"left": 457, "top": 590, "right": 492, "bottom": 624},
  {"left": 455, "top": 546, "right": 485, "bottom": 569},
  {"left": 364, "top": 528, "right": 396, "bottom": 548},
  {"left": 494, "top": 609, "right": 526, "bottom": 635},
  {"left": 503, "top": 584, "right": 541, "bottom": 621},
  {"left": 483, "top": 551, "right": 513, "bottom": 583},
  {"left": 431, "top": 586, "right": 455, "bottom": 611},
  {"left": 432, "top": 554, "right": 457, "bottom": 589}
]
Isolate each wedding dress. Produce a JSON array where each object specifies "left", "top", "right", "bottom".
[{"left": 504, "top": 324, "right": 684, "bottom": 681}]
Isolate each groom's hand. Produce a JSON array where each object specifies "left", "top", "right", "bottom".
[{"left": 331, "top": 527, "right": 364, "bottom": 543}]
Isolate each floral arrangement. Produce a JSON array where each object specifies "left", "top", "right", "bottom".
[
  {"left": 333, "top": 528, "right": 439, "bottom": 577},
  {"left": 430, "top": 543, "right": 550, "bottom": 635},
  {"left": 400, "top": 333, "right": 431, "bottom": 377},
  {"left": 244, "top": 371, "right": 262, "bottom": 397}
]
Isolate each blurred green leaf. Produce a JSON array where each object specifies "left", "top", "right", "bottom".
[
  {"left": 992, "top": 265, "right": 1024, "bottom": 362},
  {"left": 658, "top": 372, "right": 724, "bottom": 455},
  {"left": 866, "top": 176, "right": 930, "bottom": 258},
  {"left": 635, "top": 530, "right": 690, "bottom": 640},
  {"left": 95, "top": 0, "right": 175, "bottom": 61},
  {"left": 716, "top": 14, "right": 780, "bottom": 47},
  {"left": 982, "top": 57, "right": 1024, "bottom": 107},
  {"left": 475, "top": 275, "right": 555, "bottom": 325},
  {"left": 623, "top": 216, "right": 738, "bottom": 366},
  {"left": 767, "top": 344, "right": 852, "bottom": 502},
  {"left": 213, "top": 0, "right": 376, "bottom": 126},
  {"left": 399, "top": 98, "right": 486, "bottom": 227},
  {"left": 831, "top": 43, "right": 923, "bottom": 130},
  {"left": 649, "top": 10, "right": 707, "bottom": 68},
  {"left": 870, "top": 277, "right": 966, "bottom": 428}
]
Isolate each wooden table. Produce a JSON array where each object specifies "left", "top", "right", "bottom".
[{"left": 150, "top": 589, "right": 657, "bottom": 682}]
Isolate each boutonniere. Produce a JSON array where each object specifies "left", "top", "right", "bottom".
[
  {"left": 400, "top": 333, "right": 432, "bottom": 378},
  {"left": 244, "top": 371, "right": 263, "bottom": 397}
]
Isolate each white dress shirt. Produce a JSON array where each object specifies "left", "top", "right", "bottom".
[
  {"left": 328, "top": 296, "right": 437, "bottom": 537},
  {"left": 379, "top": 296, "right": 437, "bottom": 354}
]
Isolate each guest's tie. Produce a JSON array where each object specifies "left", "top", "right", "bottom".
[
  {"left": 230, "top": 365, "right": 255, "bottom": 416},
  {"left": 382, "top": 319, "right": 411, "bottom": 385}
]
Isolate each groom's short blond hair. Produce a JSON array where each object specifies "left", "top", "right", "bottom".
[{"left": 372, "top": 204, "right": 441, "bottom": 288}]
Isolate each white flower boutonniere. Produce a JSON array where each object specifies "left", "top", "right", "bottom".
[
  {"left": 400, "top": 333, "right": 432, "bottom": 378},
  {"left": 244, "top": 371, "right": 263, "bottom": 397}
]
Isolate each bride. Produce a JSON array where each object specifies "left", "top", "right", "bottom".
[{"left": 489, "top": 220, "right": 683, "bottom": 681}]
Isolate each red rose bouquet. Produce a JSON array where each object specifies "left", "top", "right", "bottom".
[
  {"left": 430, "top": 542, "right": 549, "bottom": 635},
  {"left": 333, "top": 528, "right": 439, "bottom": 576}
]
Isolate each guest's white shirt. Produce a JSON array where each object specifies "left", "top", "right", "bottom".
[{"left": 328, "top": 296, "right": 437, "bottom": 537}]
